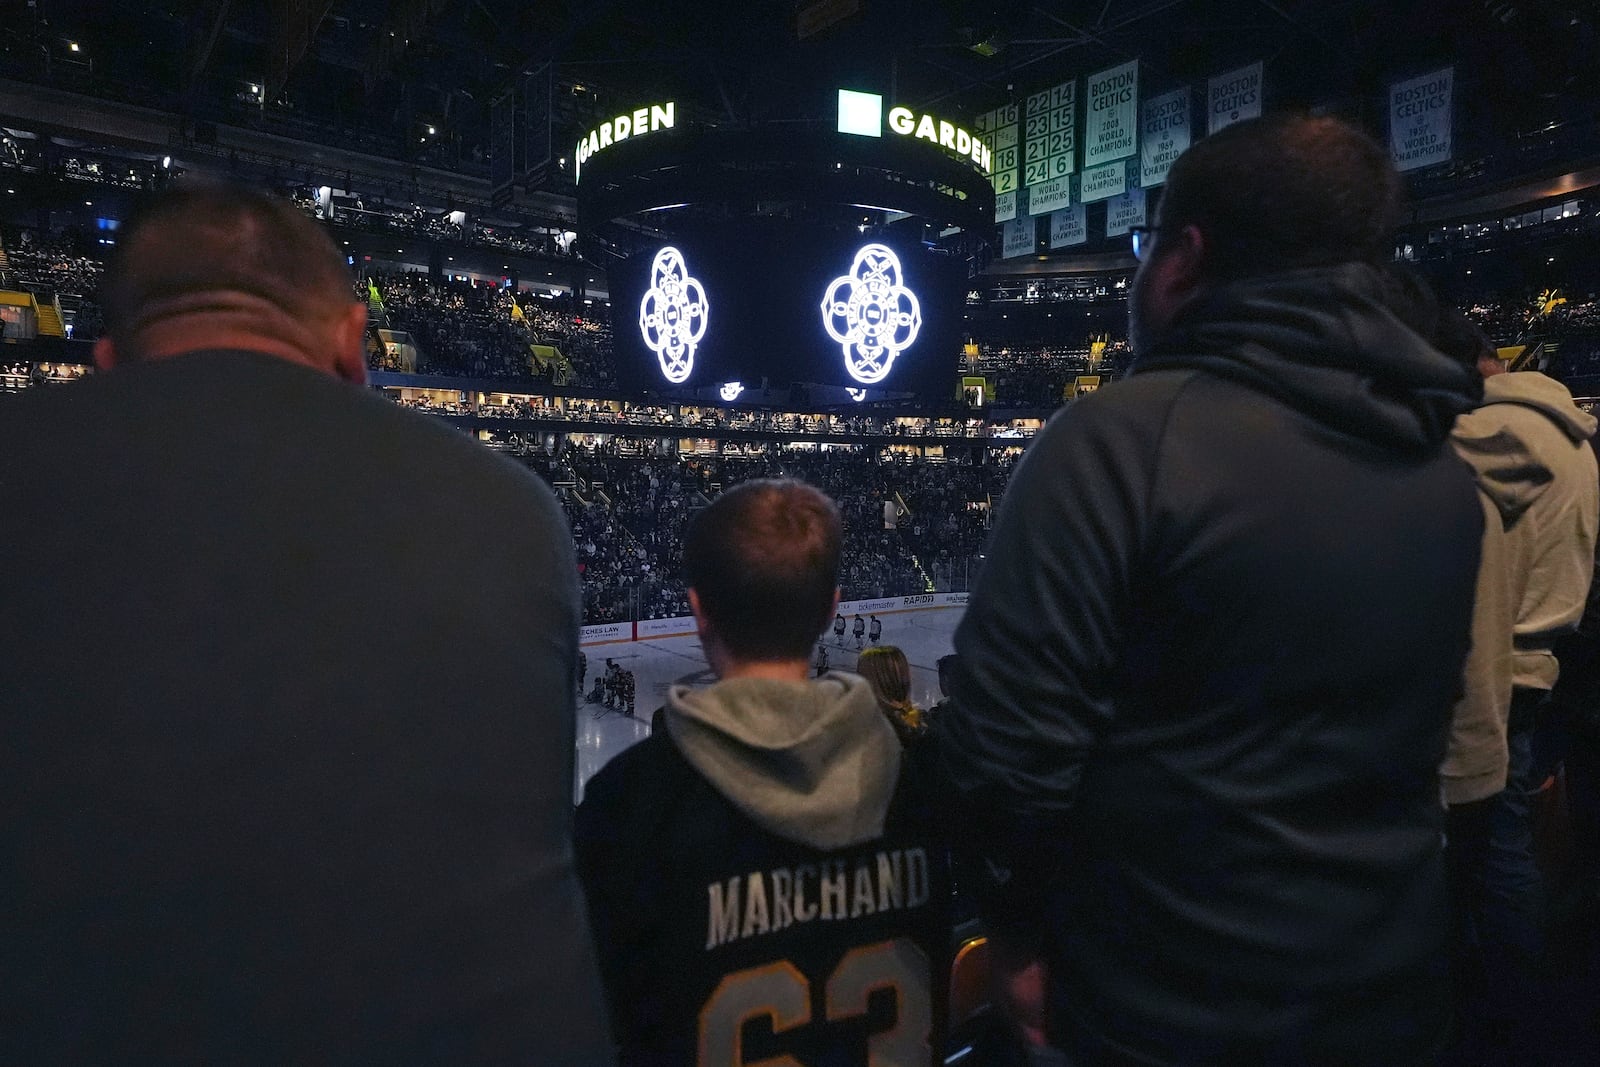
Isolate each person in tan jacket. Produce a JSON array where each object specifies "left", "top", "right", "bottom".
[{"left": 1445, "top": 323, "right": 1598, "bottom": 1059}]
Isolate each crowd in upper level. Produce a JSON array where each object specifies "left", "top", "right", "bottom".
[
  {"left": 366, "top": 271, "right": 616, "bottom": 388},
  {"left": 495, "top": 445, "right": 1011, "bottom": 625}
]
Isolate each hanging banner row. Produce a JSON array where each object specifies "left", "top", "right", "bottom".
[
  {"left": 987, "top": 60, "right": 1456, "bottom": 253},
  {"left": 1001, "top": 186, "right": 1148, "bottom": 256},
  {"left": 977, "top": 59, "right": 1263, "bottom": 210}
]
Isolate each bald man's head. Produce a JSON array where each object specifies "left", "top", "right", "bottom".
[{"left": 97, "top": 183, "right": 366, "bottom": 380}]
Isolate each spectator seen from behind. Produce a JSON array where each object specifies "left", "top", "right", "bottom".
[
  {"left": 0, "top": 184, "right": 614, "bottom": 1063},
  {"left": 1446, "top": 315, "right": 1598, "bottom": 1057},
  {"left": 857, "top": 645, "right": 924, "bottom": 746},
  {"left": 937, "top": 115, "right": 1487, "bottom": 1063},
  {"left": 576, "top": 479, "right": 950, "bottom": 1065}
]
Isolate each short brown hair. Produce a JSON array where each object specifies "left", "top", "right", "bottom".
[
  {"left": 683, "top": 479, "right": 841, "bottom": 661},
  {"left": 101, "top": 182, "right": 352, "bottom": 351},
  {"left": 1159, "top": 114, "right": 1400, "bottom": 282}
]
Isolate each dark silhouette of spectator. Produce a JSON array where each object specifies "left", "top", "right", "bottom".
[
  {"left": 0, "top": 184, "right": 614, "bottom": 1063},
  {"left": 938, "top": 116, "right": 1486, "bottom": 1063}
]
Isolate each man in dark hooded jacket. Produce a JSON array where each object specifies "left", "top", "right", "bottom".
[{"left": 936, "top": 115, "right": 1484, "bottom": 1065}]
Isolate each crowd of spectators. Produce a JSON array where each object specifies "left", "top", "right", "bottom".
[
  {"left": 290, "top": 189, "right": 578, "bottom": 260},
  {"left": 59, "top": 156, "right": 147, "bottom": 190},
  {"left": 1, "top": 361, "right": 89, "bottom": 391},
  {"left": 419, "top": 393, "right": 1026, "bottom": 440},
  {"left": 1, "top": 229, "right": 106, "bottom": 319},
  {"left": 521, "top": 299, "right": 615, "bottom": 389},
  {"left": 515, "top": 445, "right": 1012, "bottom": 624},
  {"left": 366, "top": 271, "right": 616, "bottom": 387},
  {"left": 370, "top": 272, "right": 543, "bottom": 379},
  {"left": 973, "top": 340, "right": 1131, "bottom": 407}
]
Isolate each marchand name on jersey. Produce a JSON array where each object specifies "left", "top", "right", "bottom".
[{"left": 705, "top": 848, "right": 931, "bottom": 950}]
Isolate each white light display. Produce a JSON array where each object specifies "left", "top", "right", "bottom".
[
  {"left": 847, "top": 388, "right": 867, "bottom": 402},
  {"left": 638, "top": 246, "right": 709, "bottom": 384},
  {"left": 720, "top": 382, "right": 744, "bottom": 401},
  {"left": 820, "top": 243, "right": 922, "bottom": 385}
]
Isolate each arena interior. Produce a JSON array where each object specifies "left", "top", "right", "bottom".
[{"left": 2, "top": 1, "right": 1599, "bottom": 1063}]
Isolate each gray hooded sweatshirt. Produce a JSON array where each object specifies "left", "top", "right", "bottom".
[
  {"left": 664, "top": 671, "right": 902, "bottom": 850},
  {"left": 1453, "top": 370, "right": 1599, "bottom": 689}
]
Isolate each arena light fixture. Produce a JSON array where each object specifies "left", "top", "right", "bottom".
[
  {"left": 820, "top": 243, "right": 922, "bottom": 385},
  {"left": 837, "top": 89, "right": 883, "bottom": 137},
  {"left": 638, "top": 246, "right": 708, "bottom": 384}
]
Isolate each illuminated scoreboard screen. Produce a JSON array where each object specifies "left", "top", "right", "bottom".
[{"left": 609, "top": 222, "right": 966, "bottom": 398}]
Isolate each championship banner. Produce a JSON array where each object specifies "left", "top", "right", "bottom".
[
  {"left": 1002, "top": 217, "right": 1036, "bottom": 259},
  {"left": 1208, "top": 62, "right": 1262, "bottom": 134},
  {"left": 994, "top": 188, "right": 1018, "bottom": 224},
  {"left": 1028, "top": 174, "right": 1072, "bottom": 216},
  {"left": 1024, "top": 79, "right": 1076, "bottom": 186},
  {"left": 1140, "top": 86, "right": 1190, "bottom": 187},
  {"left": 1389, "top": 68, "right": 1453, "bottom": 172},
  {"left": 1050, "top": 203, "right": 1088, "bottom": 248},
  {"left": 1105, "top": 186, "right": 1147, "bottom": 237},
  {"left": 1079, "top": 160, "right": 1126, "bottom": 203},
  {"left": 1084, "top": 60, "right": 1139, "bottom": 168}
]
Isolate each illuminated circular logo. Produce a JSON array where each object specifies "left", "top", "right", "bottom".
[
  {"left": 719, "top": 382, "right": 744, "bottom": 401},
  {"left": 847, "top": 388, "right": 867, "bottom": 402},
  {"left": 821, "top": 244, "right": 922, "bottom": 385},
  {"left": 638, "top": 246, "right": 709, "bottom": 384}
]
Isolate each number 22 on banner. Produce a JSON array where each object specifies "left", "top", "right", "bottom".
[{"left": 698, "top": 938, "right": 931, "bottom": 1065}]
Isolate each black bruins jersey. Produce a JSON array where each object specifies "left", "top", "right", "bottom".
[{"left": 576, "top": 732, "right": 951, "bottom": 1066}]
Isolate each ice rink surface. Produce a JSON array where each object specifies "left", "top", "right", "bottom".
[{"left": 574, "top": 606, "right": 963, "bottom": 800}]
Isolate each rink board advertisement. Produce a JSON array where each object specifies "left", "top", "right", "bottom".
[
  {"left": 1389, "top": 67, "right": 1453, "bottom": 172},
  {"left": 580, "top": 592, "right": 969, "bottom": 646},
  {"left": 637, "top": 615, "right": 697, "bottom": 639},
  {"left": 580, "top": 621, "right": 632, "bottom": 645},
  {"left": 838, "top": 592, "right": 969, "bottom": 615}
]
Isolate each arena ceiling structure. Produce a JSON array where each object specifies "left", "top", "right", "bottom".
[{"left": 2, "top": 1, "right": 1597, "bottom": 250}]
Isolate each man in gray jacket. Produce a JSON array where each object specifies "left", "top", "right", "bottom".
[{"left": 937, "top": 116, "right": 1485, "bottom": 1064}]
